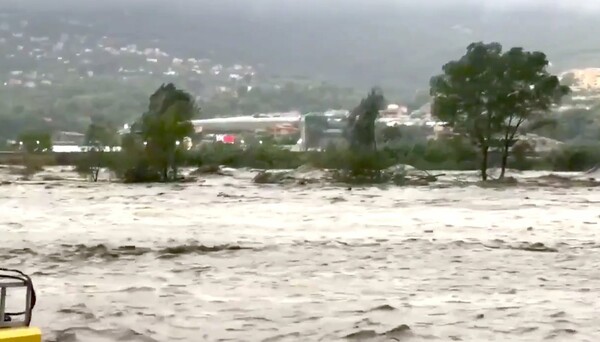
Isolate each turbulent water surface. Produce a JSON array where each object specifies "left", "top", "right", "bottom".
[{"left": 1, "top": 168, "right": 600, "bottom": 341}]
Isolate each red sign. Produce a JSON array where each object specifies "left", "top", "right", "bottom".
[{"left": 216, "top": 134, "right": 236, "bottom": 144}]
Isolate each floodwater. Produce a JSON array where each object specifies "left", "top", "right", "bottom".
[{"left": 1, "top": 168, "right": 600, "bottom": 341}]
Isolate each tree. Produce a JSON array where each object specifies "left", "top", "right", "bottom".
[
  {"left": 347, "top": 87, "right": 386, "bottom": 152},
  {"left": 380, "top": 125, "right": 403, "bottom": 143},
  {"left": 18, "top": 131, "right": 52, "bottom": 153},
  {"left": 304, "top": 114, "right": 328, "bottom": 149},
  {"left": 78, "top": 121, "right": 119, "bottom": 181},
  {"left": 430, "top": 42, "right": 569, "bottom": 180},
  {"left": 85, "top": 121, "right": 119, "bottom": 151},
  {"left": 138, "top": 83, "right": 197, "bottom": 181},
  {"left": 495, "top": 48, "right": 570, "bottom": 177},
  {"left": 430, "top": 42, "right": 503, "bottom": 181}
]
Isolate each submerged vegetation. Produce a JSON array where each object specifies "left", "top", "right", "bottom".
[{"left": 7, "top": 133, "right": 600, "bottom": 185}]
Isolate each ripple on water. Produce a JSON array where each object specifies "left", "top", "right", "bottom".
[{"left": 50, "top": 328, "right": 158, "bottom": 342}]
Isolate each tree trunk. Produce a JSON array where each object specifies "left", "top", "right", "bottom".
[
  {"left": 500, "top": 128, "right": 520, "bottom": 179},
  {"left": 500, "top": 143, "right": 510, "bottom": 179},
  {"left": 170, "top": 149, "right": 177, "bottom": 181},
  {"left": 163, "top": 166, "right": 169, "bottom": 182},
  {"left": 91, "top": 152, "right": 100, "bottom": 182},
  {"left": 480, "top": 146, "right": 489, "bottom": 181}
]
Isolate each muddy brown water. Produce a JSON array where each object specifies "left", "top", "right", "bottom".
[{"left": 1, "top": 168, "right": 600, "bottom": 341}]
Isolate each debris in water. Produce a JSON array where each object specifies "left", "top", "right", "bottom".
[
  {"left": 344, "top": 330, "right": 377, "bottom": 339},
  {"left": 369, "top": 304, "right": 396, "bottom": 312}
]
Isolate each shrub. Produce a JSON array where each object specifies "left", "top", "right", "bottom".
[
  {"left": 544, "top": 144, "right": 600, "bottom": 171},
  {"left": 22, "top": 155, "right": 45, "bottom": 177}
]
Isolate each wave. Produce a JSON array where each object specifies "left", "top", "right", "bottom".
[
  {"left": 0, "top": 243, "right": 252, "bottom": 262},
  {"left": 48, "top": 327, "right": 158, "bottom": 342},
  {"left": 344, "top": 324, "right": 411, "bottom": 340}
]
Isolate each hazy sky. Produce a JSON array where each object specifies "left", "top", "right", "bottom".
[
  {"left": 3, "top": 0, "right": 600, "bottom": 15},
  {"left": 5, "top": 0, "right": 600, "bottom": 9},
  {"left": 340, "top": 0, "right": 600, "bottom": 11},
  {"left": 451, "top": 0, "right": 600, "bottom": 10}
]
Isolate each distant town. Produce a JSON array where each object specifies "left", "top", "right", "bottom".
[
  {"left": 6, "top": 103, "right": 563, "bottom": 155},
  {"left": 0, "top": 15, "right": 255, "bottom": 97}
]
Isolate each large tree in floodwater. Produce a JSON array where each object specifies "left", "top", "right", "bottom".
[
  {"left": 139, "top": 83, "right": 197, "bottom": 181},
  {"left": 430, "top": 42, "right": 569, "bottom": 180},
  {"left": 493, "top": 47, "right": 570, "bottom": 178},
  {"left": 346, "top": 87, "right": 386, "bottom": 152}
]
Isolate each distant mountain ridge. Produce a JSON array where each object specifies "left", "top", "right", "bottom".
[{"left": 2, "top": 1, "right": 600, "bottom": 98}]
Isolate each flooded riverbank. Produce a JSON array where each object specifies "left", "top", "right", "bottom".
[{"left": 1, "top": 168, "right": 600, "bottom": 341}]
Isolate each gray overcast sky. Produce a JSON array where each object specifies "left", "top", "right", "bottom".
[
  {"left": 5, "top": 0, "right": 600, "bottom": 13},
  {"left": 451, "top": 0, "right": 600, "bottom": 10},
  {"left": 351, "top": 0, "right": 600, "bottom": 11},
  {"left": 6, "top": 0, "right": 600, "bottom": 7}
]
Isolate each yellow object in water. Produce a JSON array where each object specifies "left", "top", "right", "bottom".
[{"left": 0, "top": 328, "right": 41, "bottom": 342}]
